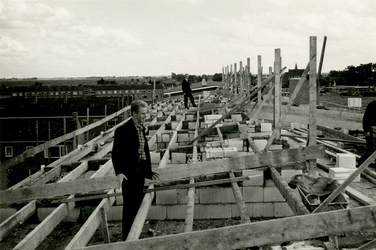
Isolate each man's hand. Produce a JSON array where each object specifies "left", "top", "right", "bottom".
[
  {"left": 152, "top": 171, "right": 159, "bottom": 180},
  {"left": 117, "top": 174, "right": 128, "bottom": 189}
]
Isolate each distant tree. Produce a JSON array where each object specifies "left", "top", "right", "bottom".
[
  {"left": 213, "top": 73, "right": 222, "bottom": 81},
  {"left": 171, "top": 72, "right": 177, "bottom": 80}
]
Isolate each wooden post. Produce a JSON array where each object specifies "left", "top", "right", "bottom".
[
  {"left": 100, "top": 207, "right": 111, "bottom": 243},
  {"left": 35, "top": 120, "right": 39, "bottom": 146},
  {"left": 63, "top": 116, "right": 66, "bottom": 150},
  {"left": 274, "top": 49, "right": 282, "bottom": 139},
  {"left": 153, "top": 79, "right": 156, "bottom": 104},
  {"left": 234, "top": 63, "right": 237, "bottom": 98},
  {"left": 308, "top": 36, "right": 317, "bottom": 170},
  {"left": 317, "top": 36, "right": 327, "bottom": 105},
  {"left": 247, "top": 57, "right": 250, "bottom": 95},
  {"left": 104, "top": 105, "right": 107, "bottom": 131},
  {"left": 87, "top": 108, "right": 90, "bottom": 141},
  {"left": 257, "top": 55, "right": 262, "bottom": 104},
  {"left": 239, "top": 61, "right": 243, "bottom": 94}
]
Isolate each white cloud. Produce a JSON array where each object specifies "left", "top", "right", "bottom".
[{"left": 0, "top": 36, "right": 27, "bottom": 56}]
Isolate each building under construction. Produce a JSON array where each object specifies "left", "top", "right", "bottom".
[{"left": 0, "top": 36, "right": 375, "bottom": 250}]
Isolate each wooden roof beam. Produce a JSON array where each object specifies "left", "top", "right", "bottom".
[{"left": 70, "top": 205, "right": 376, "bottom": 250}]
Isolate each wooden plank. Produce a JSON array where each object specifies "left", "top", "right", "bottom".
[
  {"left": 0, "top": 176, "right": 120, "bottom": 204},
  {"left": 229, "top": 171, "right": 251, "bottom": 223},
  {"left": 71, "top": 205, "right": 376, "bottom": 250},
  {"left": 264, "top": 62, "right": 310, "bottom": 151},
  {"left": 100, "top": 208, "right": 110, "bottom": 243},
  {"left": 270, "top": 167, "right": 310, "bottom": 215},
  {"left": 274, "top": 49, "right": 281, "bottom": 137},
  {"left": 184, "top": 177, "right": 195, "bottom": 233},
  {"left": 0, "top": 200, "right": 36, "bottom": 241},
  {"left": 156, "top": 145, "right": 325, "bottom": 182},
  {"left": 345, "top": 187, "right": 376, "bottom": 206},
  {"left": 357, "top": 239, "right": 376, "bottom": 250},
  {"left": 65, "top": 190, "right": 116, "bottom": 249},
  {"left": 313, "top": 151, "right": 376, "bottom": 213},
  {"left": 257, "top": 55, "right": 262, "bottom": 104}
]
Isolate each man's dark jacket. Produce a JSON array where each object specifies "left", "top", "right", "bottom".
[
  {"left": 112, "top": 119, "right": 153, "bottom": 179},
  {"left": 363, "top": 100, "right": 376, "bottom": 134},
  {"left": 182, "top": 78, "right": 192, "bottom": 94}
]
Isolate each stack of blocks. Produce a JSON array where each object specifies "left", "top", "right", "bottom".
[
  {"left": 329, "top": 153, "right": 359, "bottom": 183},
  {"left": 106, "top": 169, "right": 294, "bottom": 221}
]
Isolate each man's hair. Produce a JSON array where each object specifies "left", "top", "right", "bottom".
[{"left": 131, "top": 100, "right": 148, "bottom": 115}]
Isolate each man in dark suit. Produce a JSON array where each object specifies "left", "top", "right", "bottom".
[
  {"left": 112, "top": 100, "right": 159, "bottom": 240},
  {"left": 182, "top": 74, "right": 197, "bottom": 109},
  {"left": 359, "top": 100, "right": 376, "bottom": 167}
]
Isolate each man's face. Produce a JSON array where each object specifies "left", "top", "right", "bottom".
[
  {"left": 133, "top": 107, "right": 147, "bottom": 124},
  {"left": 185, "top": 74, "right": 189, "bottom": 80}
]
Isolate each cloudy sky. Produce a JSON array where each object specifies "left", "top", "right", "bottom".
[{"left": 0, "top": 0, "right": 375, "bottom": 78}]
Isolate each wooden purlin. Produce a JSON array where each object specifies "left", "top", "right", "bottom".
[{"left": 70, "top": 205, "right": 376, "bottom": 250}]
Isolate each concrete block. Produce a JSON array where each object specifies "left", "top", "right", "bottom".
[
  {"left": 171, "top": 152, "right": 186, "bottom": 164},
  {"left": 274, "top": 202, "right": 294, "bottom": 218},
  {"left": 231, "top": 204, "right": 241, "bottom": 218},
  {"left": 290, "top": 123, "right": 300, "bottom": 129},
  {"left": 228, "top": 140, "right": 244, "bottom": 152},
  {"left": 205, "top": 114, "right": 222, "bottom": 121},
  {"left": 162, "top": 133, "right": 170, "bottom": 142},
  {"left": 156, "top": 189, "right": 178, "bottom": 205},
  {"left": 254, "top": 139, "right": 267, "bottom": 150},
  {"left": 328, "top": 167, "right": 349, "bottom": 178},
  {"left": 171, "top": 122, "right": 179, "bottom": 130},
  {"left": 178, "top": 133, "right": 190, "bottom": 142},
  {"left": 177, "top": 188, "right": 199, "bottom": 204},
  {"left": 167, "top": 205, "right": 186, "bottom": 219},
  {"left": 199, "top": 187, "right": 221, "bottom": 204},
  {"left": 194, "top": 204, "right": 211, "bottom": 219},
  {"left": 281, "top": 169, "right": 303, "bottom": 183},
  {"left": 150, "top": 152, "right": 161, "bottom": 164},
  {"left": 206, "top": 148, "right": 224, "bottom": 159},
  {"left": 231, "top": 114, "right": 242, "bottom": 122},
  {"left": 264, "top": 186, "right": 286, "bottom": 202},
  {"left": 243, "top": 186, "right": 263, "bottom": 202},
  {"left": 243, "top": 169, "right": 264, "bottom": 186},
  {"left": 188, "top": 122, "right": 196, "bottom": 130},
  {"left": 63, "top": 208, "right": 81, "bottom": 222},
  {"left": 264, "top": 179, "right": 276, "bottom": 187},
  {"left": 146, "top": 205, "right": 166, "bottom": 220},
  {"left": 157, "top": 142, "right": 165, "bottom": 150},
  {"left": 176, "top": 115, "right": 183, "bottom": 121},
  {"left": 107, "top": 206, "right": 122, "bottom": 221},
  {"left": 261, "top": 123, "right": 272, "bottom": 132},
  {"left": 220, "top": 187, "right": 236, "bottom": 203},
  {"left": 336, "top": 153, "right": 356, "bottom": 169},
  {"left": 186, "top": 114, "right": 194, "bottom": 120},
  {"left": 210, "top": 204, "right": 232, "bottom": 219},
  {"left": 37, "top": 207, "right": 54, "bottom": 222},
  {"left": 253, "top": 203, "right": 274, "bottom": 218},
  {"left": 223, "top": 147, "right": 238, "bottom": 158}
]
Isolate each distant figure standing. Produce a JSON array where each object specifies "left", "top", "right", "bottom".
[
  {"left": 358, "top": 100, "right": 376, "bottom": 167},
  {"left": 201, "top": 78, "right": 207, "bottom": 86},
  {"left": 182, "top": 74, "right": 197, "bottom": 109}
]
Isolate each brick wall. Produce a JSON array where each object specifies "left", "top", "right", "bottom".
[{"left": 289, "top": 78, "right": 309, "bottom": 105}]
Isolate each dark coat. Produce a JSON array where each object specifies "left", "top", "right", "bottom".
[
  {"left": 363, "top": 100, "right": 376, "bottom": 134},
  {"left": 182, "top": 78, "right": 192, "bottom": 94},
  {"left": 111, "top": 119, "right": 152, "bottom": 179}
]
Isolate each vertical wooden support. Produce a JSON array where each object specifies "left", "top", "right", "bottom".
[
  {"left": 86, "top": 108, "right": 90, "bottom": 141},
  {"left": 317, "top": 36, "right": 327, "bottom": 105},
  {"left": 229, "top": 171, "right": 251, "bottom": 223},
  {"left": 257, "top": 55, "right": 262, "bottom": 104},
  {"left": 308, "top": 36, "right": 317, "bottom": 170},
  {"left": 100, "top": 207, "right": 110, "bottom": 243},
  {"left": 274, "top": 49, "right": 282, "bottom": 139},
  {"left": 234, "top": 63, "right": 237, "bottom": 98},
  {"left": 239, "top": 61, "right": 243, "bottom": 94},
  {"left": 247, "top": 57, "right": 251, "bottom": 95}
]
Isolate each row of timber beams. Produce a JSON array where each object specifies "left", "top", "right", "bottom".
[{"left": 71, "top": 205, "right": 376, "bottom": 250}]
